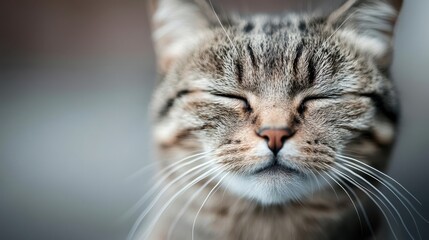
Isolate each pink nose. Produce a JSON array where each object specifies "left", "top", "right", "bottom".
[{"left": 258, "top": 128, "right": 293, "bottom": 154}]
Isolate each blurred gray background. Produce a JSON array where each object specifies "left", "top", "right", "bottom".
[{"left": 0, "top": 0, "right": 428, "bottom": 239}]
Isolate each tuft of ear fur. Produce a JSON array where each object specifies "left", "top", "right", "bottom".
[
  {"left": 149, "top": 0, "right": 219, "bottom": 73},
  {"left": 327, "top": 0, "right": 403, "bottom": 68}
]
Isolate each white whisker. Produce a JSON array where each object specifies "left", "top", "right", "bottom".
[
  {"left": 125, "top": 161, "right": 159, "bottom": 182},
  {"left": 166, "top": 168, "right": 224, "bottom": 240},
  {"left": 328, "top": 169, "right": 376, "bottom": 239},
  {"left": 127, "top": 161, "right": 214, "bottom": 240},
  {"left": 338, "top": 154, "right": 421, "bottom": 205},
  {"left": 336, "top": 163, "right": 418, "bottom": 240},
  {"left": 340, "top": 159, "right": 428, "bottom": 224},
  {"left": 142, "top": 167, "right": 223, "bottom": 240},
  {"left": 124, "top": 150, "right": 203, "bottom": 182},
  {"left": 320, "top": 171, "right": 341, "bottom": 200},
  {"left": 340, "top": 160, "right": 424, "bottom": 239},
  {"left": 308, "top": 170, "right": 320, "bottom": 194},
  {"left": 122, "top": 153, "right": 210, "bottom": 220},
  {"left": 322, "top": 167, "right": 363, "bottom": 228},
  {"left": 207, "top": 0, "right": 239, "bottom": 54},
  {"left": 154, "top": 151, "right": 213, "bottom": 179},
  {"left": 331, "top": 166, "right": 399, "bottom": 240},
  {"left": 192, "top": 172, "right": 229, "bottom": 240}
]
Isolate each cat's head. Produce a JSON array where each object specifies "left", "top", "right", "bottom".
[{"left": 149, "top": 0, "right": 401, "bottom": 204}]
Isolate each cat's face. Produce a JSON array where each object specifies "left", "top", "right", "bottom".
[{"left": 150, "top": 0, "right": 400, "bottom": 204}]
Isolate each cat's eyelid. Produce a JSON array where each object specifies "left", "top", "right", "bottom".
[
  {"left": 301, "top": 94, "right": 341, "bottom": 103},
  {"left": 206, "top": 91, "right": 252, "bottom": 111},
  {"left": 210, "top": 93, "right": 250, "bottom": 106},
  {"left": 298, "top": 94, "right": 351, "bottom": 115},
  {"left": 301, "top": 92, "right": 370, "bottom": 103},
  {"left": 211, "top": 93, "right": 247, "bottom": 101},
  {"left": 204, "top": 90, "right": 248, "bottom": 102}
]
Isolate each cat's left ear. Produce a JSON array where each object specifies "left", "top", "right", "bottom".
[
  {"left": 327, "top": 0, "right": 403, "bottom": 68},
  {"left": 149, "top": 0, "right": 219, "bottom": 73}
]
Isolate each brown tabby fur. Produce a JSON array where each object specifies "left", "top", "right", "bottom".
[{"left": 140, "top": 0, "right": 403, "bottom": 239}]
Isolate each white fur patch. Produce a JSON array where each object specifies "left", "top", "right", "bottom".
[
  {"left": 220, "top": 140, "right": 330, "bottom": 205},
  {"left": 153, "top": 0, "right": 210, "bottom": 70},
  {"left": 337, "top": 29, "right": 390, "bottom": 58},
  {"left": 222, "top": 168, "right": 333, "bottom": 205}
]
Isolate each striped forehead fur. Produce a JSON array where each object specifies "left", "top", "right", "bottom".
[{"left": 153, "top": 12, "right": 398, "bottom": 122}]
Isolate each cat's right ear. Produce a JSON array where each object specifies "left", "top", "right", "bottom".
[{"left": 149, "top": 0, "right": 217, "bottom": 73}]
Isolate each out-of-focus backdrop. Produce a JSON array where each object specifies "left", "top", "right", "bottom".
[{"left": 0, "top": 0, "right": 428, "bottom": 239}]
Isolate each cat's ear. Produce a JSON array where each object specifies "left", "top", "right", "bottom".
[
  {"left": 327, "top": 0, "right": 403, "bottom": 68},
  {"left": 149, "top": 0, "right": 218, "bottom": 73}
]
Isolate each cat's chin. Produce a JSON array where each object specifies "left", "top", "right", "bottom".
[{"left": 222, "top": 171, "right": 316, "bottom": 205}]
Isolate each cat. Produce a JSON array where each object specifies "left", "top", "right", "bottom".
[{"left": 130, "top": 0, "right": 419, "bottom": 239}]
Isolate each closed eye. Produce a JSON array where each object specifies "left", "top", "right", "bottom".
[
  {"left": 298, "top": 95, "right": 341, "bottom": 115},
  {"left": 210, "top": 93, "right": 252, "bottom": 112}
]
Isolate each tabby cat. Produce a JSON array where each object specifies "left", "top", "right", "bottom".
[{"left": 132, "top": 0, "right": 412, "bottom": 239}]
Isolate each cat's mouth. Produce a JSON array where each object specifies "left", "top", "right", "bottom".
[{"left": 253, "top": 161, "right": 299, "bottom": 175}]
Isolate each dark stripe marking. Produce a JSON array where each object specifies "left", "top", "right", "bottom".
[
  {"left": 247, "top": 43, "right": 257, "bottom": 68},
  {"left": 293, "top": 42, "right": 304, "bottom": 76},
  {"left": 298, "top": 21, "right": 307, "bottom": 32},
  {"left": 158, "top": 89, "right": 192, "bottom": 118},
  {"left": 359, "top": 92, "right": 398, "bottom": 123},
  {"left": 243, "top": 22, "right": 254, "bottom": 33},
  {"left": 308, "top": 55, "right": 316, "bottom": 84},
  {"left": 235, "top": 60, "right": 244, "bottom": 83}
]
